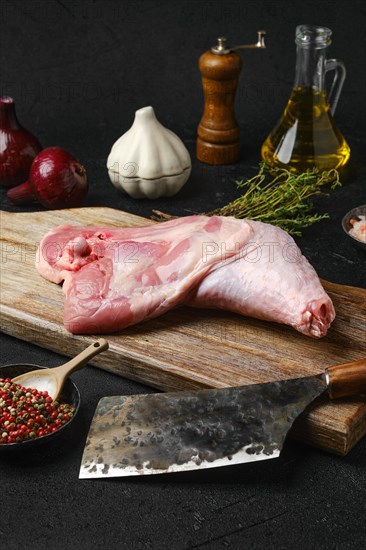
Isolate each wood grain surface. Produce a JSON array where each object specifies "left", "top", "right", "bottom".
[{"left": 0, "top": 207, "right": 365, "bottom": 455}]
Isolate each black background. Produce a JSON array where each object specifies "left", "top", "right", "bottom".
[
  {"left": 1, "top": 0, "right": 365, "bottom": 146},
  {"left": 1, "top": 1, "right": 366, "bottom": 549}
]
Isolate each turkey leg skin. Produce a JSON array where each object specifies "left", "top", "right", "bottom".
[{"left": 188, "top": 220, "right": 334, "bottom": 338}]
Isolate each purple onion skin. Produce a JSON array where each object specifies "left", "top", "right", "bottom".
[
  {"left": 7, "top": 147, "right": 88, "bottom": 209},
  {"left": 0, "top": 97, "right": 42, "bottom": 188},
  {"left": 30, "top": 147, "right": 88, "bottom": 208}
]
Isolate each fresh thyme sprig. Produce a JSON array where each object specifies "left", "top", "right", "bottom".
[
  {"left": 208, "top": 163, "right": 340, "bottom": 235},
  {"left": 152, "top": 163, "right": 341, "bottom": 236}
]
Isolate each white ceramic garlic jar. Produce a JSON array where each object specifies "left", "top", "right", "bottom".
[{"left": 107, "top": 106, "right": 191, "bottom": 199}]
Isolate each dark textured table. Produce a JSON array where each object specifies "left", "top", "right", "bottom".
[{"left": 1, "top": 2, "right": 365, "bottom": 549}]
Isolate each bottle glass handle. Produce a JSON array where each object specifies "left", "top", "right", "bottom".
[{"left": 324, "top": 59, "right": 346, "bottom": 115}]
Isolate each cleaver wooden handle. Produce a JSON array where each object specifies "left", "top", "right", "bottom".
[{"left": 326, "top": 358, "right": 366, "bottom": 399}]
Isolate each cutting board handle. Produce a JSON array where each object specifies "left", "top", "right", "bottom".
[{"left": 326, "top": 358, "right": 366, "bottom": 399}]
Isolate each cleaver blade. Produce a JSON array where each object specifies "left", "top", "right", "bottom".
[{"left": 79, "top": 358, "right": 366, "bottom": 478}]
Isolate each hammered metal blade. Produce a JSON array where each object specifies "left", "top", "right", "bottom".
[{"left": 79, "top": 375, "right": 326, "bottom": 478}]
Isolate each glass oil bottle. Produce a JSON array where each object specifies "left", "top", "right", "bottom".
[{"left": 261, "top": 25, "right": 350, "bottom": 173}]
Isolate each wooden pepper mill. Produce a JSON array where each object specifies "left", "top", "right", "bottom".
[{"left": 197, "top": 31, "right": 266, "bottom": 165}]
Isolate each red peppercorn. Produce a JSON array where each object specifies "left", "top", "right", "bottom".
[{"left": 0, "top": 378, "right": 75, "bottom": 444}]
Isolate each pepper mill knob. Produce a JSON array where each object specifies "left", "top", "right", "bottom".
[
  {"left": 196, "top": 31, "right": 266, "bottom": 165},
  {"left": 211, "top": 37, "right": 231, "bottom": 55}
]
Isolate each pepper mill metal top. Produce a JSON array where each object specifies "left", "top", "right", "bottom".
[
  {"left": 197, "top": 30, "right": 266, "bottom": 165},
  {"left": 211, "top": 31, "right": 266, "bottom": 55}
]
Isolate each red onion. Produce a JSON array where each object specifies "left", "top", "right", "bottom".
[
  {"left": 7, "top": 147, "right": 88, "bottom": 209},
  {"left": 0, "top": 96, "right": 42, "bottom": 188}
]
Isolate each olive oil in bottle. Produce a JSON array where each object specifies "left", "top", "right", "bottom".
[
  {"left": 261, "top": 25, "right": 350, "bottom": 173},
  {"left": 261, "top": 86, "right": 350, "bottom": 172}
]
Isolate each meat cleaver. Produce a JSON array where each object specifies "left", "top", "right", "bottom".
[{"left": 79, "top": 358, "right": 366, "bottom": 478}]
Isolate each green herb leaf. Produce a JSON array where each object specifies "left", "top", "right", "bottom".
[
  {"left": 152, "top": 163, "right": 341, "bottom": 235},
  {"left": 206, "top": 163, "right": 341, "bottom": 235}
]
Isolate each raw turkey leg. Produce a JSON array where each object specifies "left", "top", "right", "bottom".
[{"left": 36, "top": 216, "right": 335, "bottom": 337}]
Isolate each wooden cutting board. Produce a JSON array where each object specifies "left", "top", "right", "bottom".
[{"left": 1, "top": 207, "right": 365, "bottom": 455}]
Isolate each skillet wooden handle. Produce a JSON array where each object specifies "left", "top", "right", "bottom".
[{"left": 326, "top": 358, "right": 366, "bottom": 399}]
